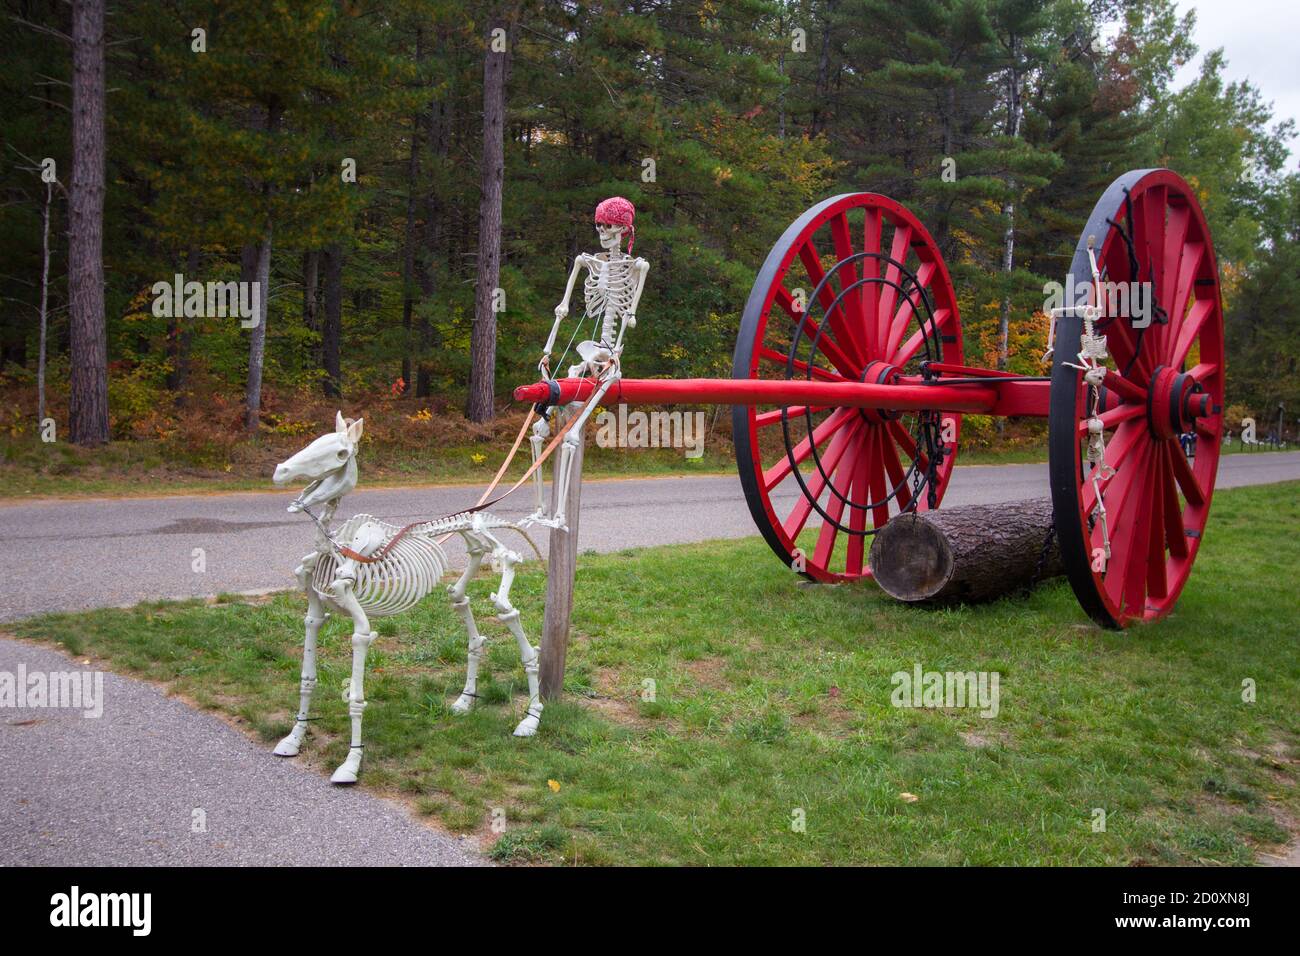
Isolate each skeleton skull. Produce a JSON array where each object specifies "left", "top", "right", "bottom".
[{"left": 597, "top": 222, "right": 627, "bottom": 251}]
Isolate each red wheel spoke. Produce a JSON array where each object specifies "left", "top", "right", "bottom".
[
  {"left": 876, "top": 226, "right": 913, "bottom": 349},
  {"left": 1170, "top": 299, "right": 1212, "bottom": 369},
  {"left": 1187, "top": 361, "right": 1218, "bottom": 384},
  {"left": 1160, "top": 204, "right": 1191, "bottom": 317},
  {"left": 893, "top": 307, "right": 953, "bottom": 366},
  {"left": 1100, "top": 234, "right": 1149, "bottom": 379},
  {"left": 1102, "top": 442, "right": 1153, "bottom": 608},
  {"left": 759, "top": 346, "right": 845, "bottom": 382},
  {"left": 1154, "top": 195, "right": 1185, "bottom": 358},
  {"left": 887, "top": 419, "right": 928, "bottom": 474},
  {"left": 755, "top": 405, "right": 828, "bottom": 428},
  {"left": 812, "top": 425, "right": 861, "bottom": 569},
  {"left": 811, "top": 424, "right": 863, "bottom": 567},
  {"left": 845, "top": 424, "right": 873, "bottom": 575},
  {"left": 1160, "top": 444, "right": 1188, "bottom": 559},
  {"left": 762, "top": 407, "right": 854, "bottom": 491},
  {"left": 1167, "top": 438, "right": 1205, "bottom": 507},
  {"left": 773, "top": 286, "right": 864, "bottom": 378},
  {"left": 879, "top": 428, "right": 912, "bottom": 512},
  {"left": 861, "top": 209, "right": 882, "bottom": 354},
  {"left": 1145, "top": 447, "right": 1169, "bottom": 602},
  {"left": 1077, "top": 403, "right": 1143, "bottom": 436},
  {"left": 866, "top": 427, "right": 891, "bottom": 529},
  {"left": 1164, "top": 239, "right": 1203, "bottom": 358},
  {"left": 885, "top": 260, "right": 937, "bottom": 359},
  {"left": 1083, "top": 420, "right": 1144, "bottom": 513},
  {"left": 783, "top": 418, "right": 862, "bottom": 540},
  {"left": 798, "top": 240, "right": 865, "bottom": 370},
  {"left": 830, "top": 213, "right": 867, "bottom": 363}
]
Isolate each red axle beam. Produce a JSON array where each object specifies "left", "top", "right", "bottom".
[{"left": 514, "top": 377, "right": 1061, "bottom": 417}]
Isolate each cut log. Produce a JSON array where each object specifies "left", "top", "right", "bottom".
[{"left": 868, "top": 497, "right": 1062, "bottom": 605}]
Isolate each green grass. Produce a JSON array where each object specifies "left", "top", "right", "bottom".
[{"left": 13, "top": 482, "right": 1299, "bottom": 866}]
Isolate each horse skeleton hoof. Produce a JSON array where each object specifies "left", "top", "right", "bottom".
[
  {"left": 451, "top": 694, "right": 475, "bottom": 715},
  {"left": 513, "top": 715, "right": 541, "bottom": 738},
  {"left": 273, "top": 737, "right": 301, "bottom": 757},
  {"left": 330, "top": 749, "right": 363, "bottom": 784}
]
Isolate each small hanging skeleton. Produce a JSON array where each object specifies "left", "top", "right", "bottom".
[
  {"left": 271, "top": 413, "right": 544, "bottom": 785},
  {"left": 1048, "top": 235, "right": 1116, "bottom": 562},
  {"left": 530, "top": 197, "right": 650, "bottom": 529}
]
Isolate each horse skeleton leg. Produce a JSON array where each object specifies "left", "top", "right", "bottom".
[
  {"left": 448, "top": 536, "right": 490, "bottom": 715},
  {"left": 481, "top": 531, "right": 542, "bottom": 737},
  {"left": 273, "top": 553, "right": 327, "bottom": 757}
]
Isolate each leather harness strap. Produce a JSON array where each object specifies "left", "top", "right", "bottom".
[{"left": 335, "top": 387, "right": 600, "bottom": 564}]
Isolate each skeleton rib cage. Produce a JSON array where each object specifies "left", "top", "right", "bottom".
[
  {"left": 582, "top": 253, "right": 639, "bottom": 343},
  {"left": 311, "top": 511, "right": 525, "bottom": 617}
]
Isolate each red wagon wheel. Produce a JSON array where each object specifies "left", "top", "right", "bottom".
[
  {"left": 732, "top": 193, "right": 964, "bottom": 583},
  {"left": 1049, "top": 169, "right": 1225, "bottom": 628}
]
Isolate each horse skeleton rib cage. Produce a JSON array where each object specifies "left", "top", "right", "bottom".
[{"left": 272, "top": 412, "right": 542, "bottom": 785}]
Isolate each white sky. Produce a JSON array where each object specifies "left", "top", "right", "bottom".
[{"left": 1171, "top": 0, "right": 1300, "bottom": 167}]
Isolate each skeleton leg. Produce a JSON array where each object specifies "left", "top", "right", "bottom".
[
  {"left": 273, "top": 553, "right": 327, "bottom": 757},
  {"left": 550, "top": 366, "right": 616, "bottom": 529},
  {"left": 329, "top": 578, "right": 374, "bottom": 784},
  {"left": 447, "top": 536, "right": 490, "bottom": 715},
  {"left": 528, "top": 415, "right": 552, "bottom": 521},
  {"left": 481, "top": 532, "right": 542, "bottom": 737}
]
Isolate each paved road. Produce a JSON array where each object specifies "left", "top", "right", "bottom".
[
  {"left": 1, "top": 451, "right": 1298, "bottom": 622},
  {"left": 0, "top": 637, "right": 485, "bottom": 866}
]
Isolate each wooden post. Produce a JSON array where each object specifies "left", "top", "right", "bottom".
[{"left": 540, "top": 408, "right": 583, "bottom": 700}]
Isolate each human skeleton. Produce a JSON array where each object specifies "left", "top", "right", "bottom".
[
  {"left": 271, "top": 413, "right": 543, "bottom": 784},
  {"left": 531, "top": 197, "right": 649, "bottom": 528}
]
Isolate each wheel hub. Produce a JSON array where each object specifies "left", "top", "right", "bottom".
[
  {"left": 1147, "top": 365, "right": 1208, "bottom": 440},
  {"left": 860, "top": 360, "right": 902, "bottom": 424}
]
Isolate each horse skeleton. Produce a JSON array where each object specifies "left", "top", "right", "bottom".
[{"left": 271, "top": 413, "right": 543, "bottom": 785}]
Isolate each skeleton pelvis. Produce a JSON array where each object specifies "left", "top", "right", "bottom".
[
  {"left": 576, "top": 340, "right": 613, "bottom": 365},
  {"left": 312, "top": 514, "right": 448, "bottom": 617}
]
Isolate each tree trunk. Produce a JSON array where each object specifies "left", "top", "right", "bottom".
[
  {"left": 466, "top": 17, "right": 510, "bottom": 423},
  {"left": 37, "top": 180, "right": 53, "bottom": 424},
  {"left": 244, "top": 102, "right": 280, "bottom": 433},
  {"left": 415, "top": 93, "right": 445, "bottom": 399},
  {"left": 868, "top": 498, "right": 1062, "bottom": 605},
  {"left": 68, "top": 0, "right": 109, "bottom": 446},
  {"left": 810, "top": 1, "right": 837, "bottom": 136},
  {"left": 997, "top": 42, "right": 1022, "bottom": 377},
  {"left": 167, "top": 246, "right": 199, "bottom": 396},
  {"left": 244, "top": 227, "right": 272, "bottom": 431},
  {"left": 302, "top": 249, "right": 320, "bottom": 336},
  {"left": 321, "top": 243, "right": 343, "bottom": 399},
  {"left": 399, "top": 27, "right": 425, "bottom": 395}
]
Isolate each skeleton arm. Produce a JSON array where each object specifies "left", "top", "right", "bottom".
[
  {"left": 541, "top": 256, "right": 588, "bottom": 374},
  {"left": 614, "top": 258, "right": 650, "bottom": 354}
]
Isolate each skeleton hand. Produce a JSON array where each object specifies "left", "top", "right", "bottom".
[{"left": 538, "top": 353, "right": 551, "bottom": 377}]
